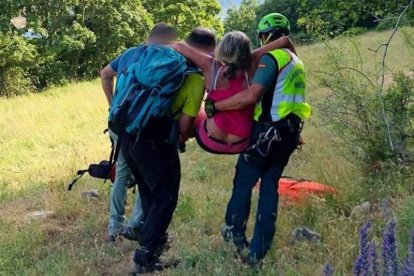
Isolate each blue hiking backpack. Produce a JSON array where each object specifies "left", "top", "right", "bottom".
[
  {"left": 108, "top": 45, "right": 187, "bottom": 137},
  {"left": 107, "top": 45, "right": 187, "bottom": 166}
]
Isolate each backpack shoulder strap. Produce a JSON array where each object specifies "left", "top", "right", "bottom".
[
  {"left": 212, "top": 65, "right": 223, "bottom": 91},
  {"left": 208, "top": 61, "right": 218, "bottom": 91},
  {"left": 68, "top": 169, "right": 88, "bottom": 191}
]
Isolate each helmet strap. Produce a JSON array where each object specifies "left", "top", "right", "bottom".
[{"left": 261, "top": 32, "right": 274, "bottom": 46}]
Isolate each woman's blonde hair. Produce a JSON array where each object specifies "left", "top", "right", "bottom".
[{"left": 214, "top": 31, "right": 252, "bottom": 78}]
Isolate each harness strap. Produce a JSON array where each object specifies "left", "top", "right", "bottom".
[
  {"left": 213, "top": 65, "right": 222, "bottom": 90},
  {"left": 108, "top": 135, "right": 122, "bottom": 181},
  {"left": 68, "top": 169, "right": 88, "bottom": 191},
  {"left": 209, "top": 61, "right": 218, "bottom": 91},
  {"left": 212, "top": 66, "right": 249, "bottom": 91},
  {"left": 247, "top": 126, "right": 281, "bottom": 157}
]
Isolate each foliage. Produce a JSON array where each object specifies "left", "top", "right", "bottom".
[
  {"left": 319, "top": 40, "right": 414, "bottom": 171},
  {"left": 224, "top": 0, "right": 259, "bottom": 45},
  {"left": 377, "top": 14, "right": 412, "bottom": 32},
  {"left": 402, "top": 28, "right": 414, "bottom": 57},
  {"left": 299, "top": 0, "right": 414, "bottom": 38},
  {"left": 1, "top": 0, "right": 225, "bottom": 97},
  {"left": 22, "top": 0, "right": 152, "bottom": 87},
  {"left": 142, "top": 0, "right": 224, "bottom": 38},
  {"left": 384, "top": 73, "right": 414, "bottom": 160},
  {"left": 0, "top": 33, "right": 36, "bottom": 97},
  {"left": 223, "top": 0, "right": 414, "bottom": 44}
]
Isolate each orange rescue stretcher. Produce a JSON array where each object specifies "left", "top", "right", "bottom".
[{"left": 255, "top": 177, "right": 337, "bottom": 202}]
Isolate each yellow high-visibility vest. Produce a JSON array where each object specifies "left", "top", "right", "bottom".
[{"left": 254, "top": 49, "right": 311, "bottom": 122}]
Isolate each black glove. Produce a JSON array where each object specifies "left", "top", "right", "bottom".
[{"left": 204, "top": 99, "right": 217, "bottom": 118}]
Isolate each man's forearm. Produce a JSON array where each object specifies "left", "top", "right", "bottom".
[
  {"left": 101, "top": 77, "right": 114, "bottom": 106},
  {"left": 178, "top": 115, "right": 195, "bottom": 139},
  {"left": 215, "top": 92, "right": 254, "bottom": 111},
  {"left": 215, "top": 85, "right": 262, "bottom": 112}
]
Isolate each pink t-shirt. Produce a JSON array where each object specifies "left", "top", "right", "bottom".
[{"left": 207, "top": 72, "right": 253, "bottom": 138}]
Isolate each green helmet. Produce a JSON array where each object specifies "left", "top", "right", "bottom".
[{"left": 257, "top": 13, "right": 290, "bottom": 36}]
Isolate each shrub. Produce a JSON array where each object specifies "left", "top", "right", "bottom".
[
  {"left": 0, "top": 33, "right": 37, "bottom": 97},
  {"left": 376, "top": 14, "right": 411, "bottom": 32},
  {"left": 292, "top": 31, "right": 315, "bottom": 45},
  {"left": 342, "top": 27, "right": 369, "bottom": 37},
  {"left": 319, "top": 43, "right": 414, "bottom": 172}
]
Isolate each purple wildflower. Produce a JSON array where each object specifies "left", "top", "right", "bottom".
[
  {"left": 368, "top": 242, "right": 379, "bottom": 276},
  {"left": 323, "top": 263, "right": 334, "bottom": 276},
  {"left": 360, "top": 222, "right": 371, "bottom": 273},
  {"left": 382, "top": 220, "right": 399, "bottom": 276},
  {"left": 354, "top": 255, "right": 364, "bottom": 276},
  {"left": 354, "top": 222, "right": 371, "bottom": 275},
  {"left": 402, "top": 228, "right": 414, "bottom": 276}
]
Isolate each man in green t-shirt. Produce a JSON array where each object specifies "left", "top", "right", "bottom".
[{"left": 171, "top": 28, "right": 216, "bottom": 151}]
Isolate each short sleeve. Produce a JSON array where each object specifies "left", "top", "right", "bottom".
[
  {"left": 109, "top": 55, "right": 121, "bottom": 73},
  {"left": 252, "top": 54, "right": 278, "bottom": 90},
  {"left": 181, "top": 74, "right": 205, "bottom": 117}
]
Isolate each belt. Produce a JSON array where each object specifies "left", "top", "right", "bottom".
[
  {"left": 261, "top": 113, "right": 303, "bottom": 135},
  {"left": 204, "top": 120, "right": 248, "bottom": 146},
  {"left": 263, "top": 113, "right": 301, "bottom": 127}
]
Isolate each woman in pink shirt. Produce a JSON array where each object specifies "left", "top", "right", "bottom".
[{"left": 172, "top": 31, "right": 295, "bottom": 154}]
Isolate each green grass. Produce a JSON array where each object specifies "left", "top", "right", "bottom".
[{"left": 1, "top": 28, "right": 414, "bottom": 275}]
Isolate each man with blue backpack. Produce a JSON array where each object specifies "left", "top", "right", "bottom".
[
  {"left": 124, "top": 29, "right": 215, "bottom": 275},
  {"left": 100, "top": 23, "right": 179, "bottom": 243},
  {"left": 103, "top": 25, "right": 216, "bottom": 273},
  {"left": 121, "top": 28, "right": 217, "bottom": 247}
]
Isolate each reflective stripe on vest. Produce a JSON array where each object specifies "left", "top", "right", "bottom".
[{"left": 254, "top": 49, "right": 311, "bottom": 122}]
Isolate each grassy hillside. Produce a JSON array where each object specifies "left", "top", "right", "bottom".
[{"left": 1, "top": 29, "right": 414, "bottom": 275}]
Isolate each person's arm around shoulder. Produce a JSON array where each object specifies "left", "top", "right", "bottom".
[
  {"left": 250, "top": 36, "right": 296, "bottom": 74},
  {"left": 171, "top": 42, "right": 213, "bottom": 73},
  {"left": 100, "top": 65, "right": 117, "bottom": 107},
  {"left": 214, "top": 54, "right": 277, "bottom": 112},
  {"left": 213, "top": 84, "right": 264, "bottom": 112}
]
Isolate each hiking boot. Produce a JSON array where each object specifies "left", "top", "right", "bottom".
[
  {"left": 221, "top": 224, "right": 233, "bottom": 242},
  {"left": 131, "top": 248, "right": 160, "bottom": 275},
  {"left": 130, "top": 262, "right": 159, "bottom": 275},
  {"left": 239, "top": 254, "right": 262, "bottom": 269},
  {"left": 221, "top": 224, "right": 249, "bottom": 254},
  {"left": 234, "top": 239, "right": 250, "bottom": 257},
  {"left": 105, "top": 234, "right": 119, "bottom": 244},
  {"left": 130, "top": 259, "right": 181, "bottom": 275},
  {"left": 154, "top": 232, "right": 172, "bottom": 257},
  {"left": 121, "top": 226, "right": 141, "bottom": 242}
]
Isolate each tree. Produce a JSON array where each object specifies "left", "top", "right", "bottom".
[
  {"left": 79, "top": 0, "right": 153, "bottom": 77},
  {"left": 224, "top": 0, "right": 311, "bottom": 46},
  {"left": 298, "top": 0, "right": 414, "bottom": 38},
  {"left": 0, "top": 33, "right": 37, "bottom": 96},
  {"left": 0, "top": 0, "right": 153, "bottom": 94},
  {"left": 143, "top": 0, "right": 224, "bottom": 37},
  {"left": 224, "top": 0, "right": 259, "bottom": 45}
]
